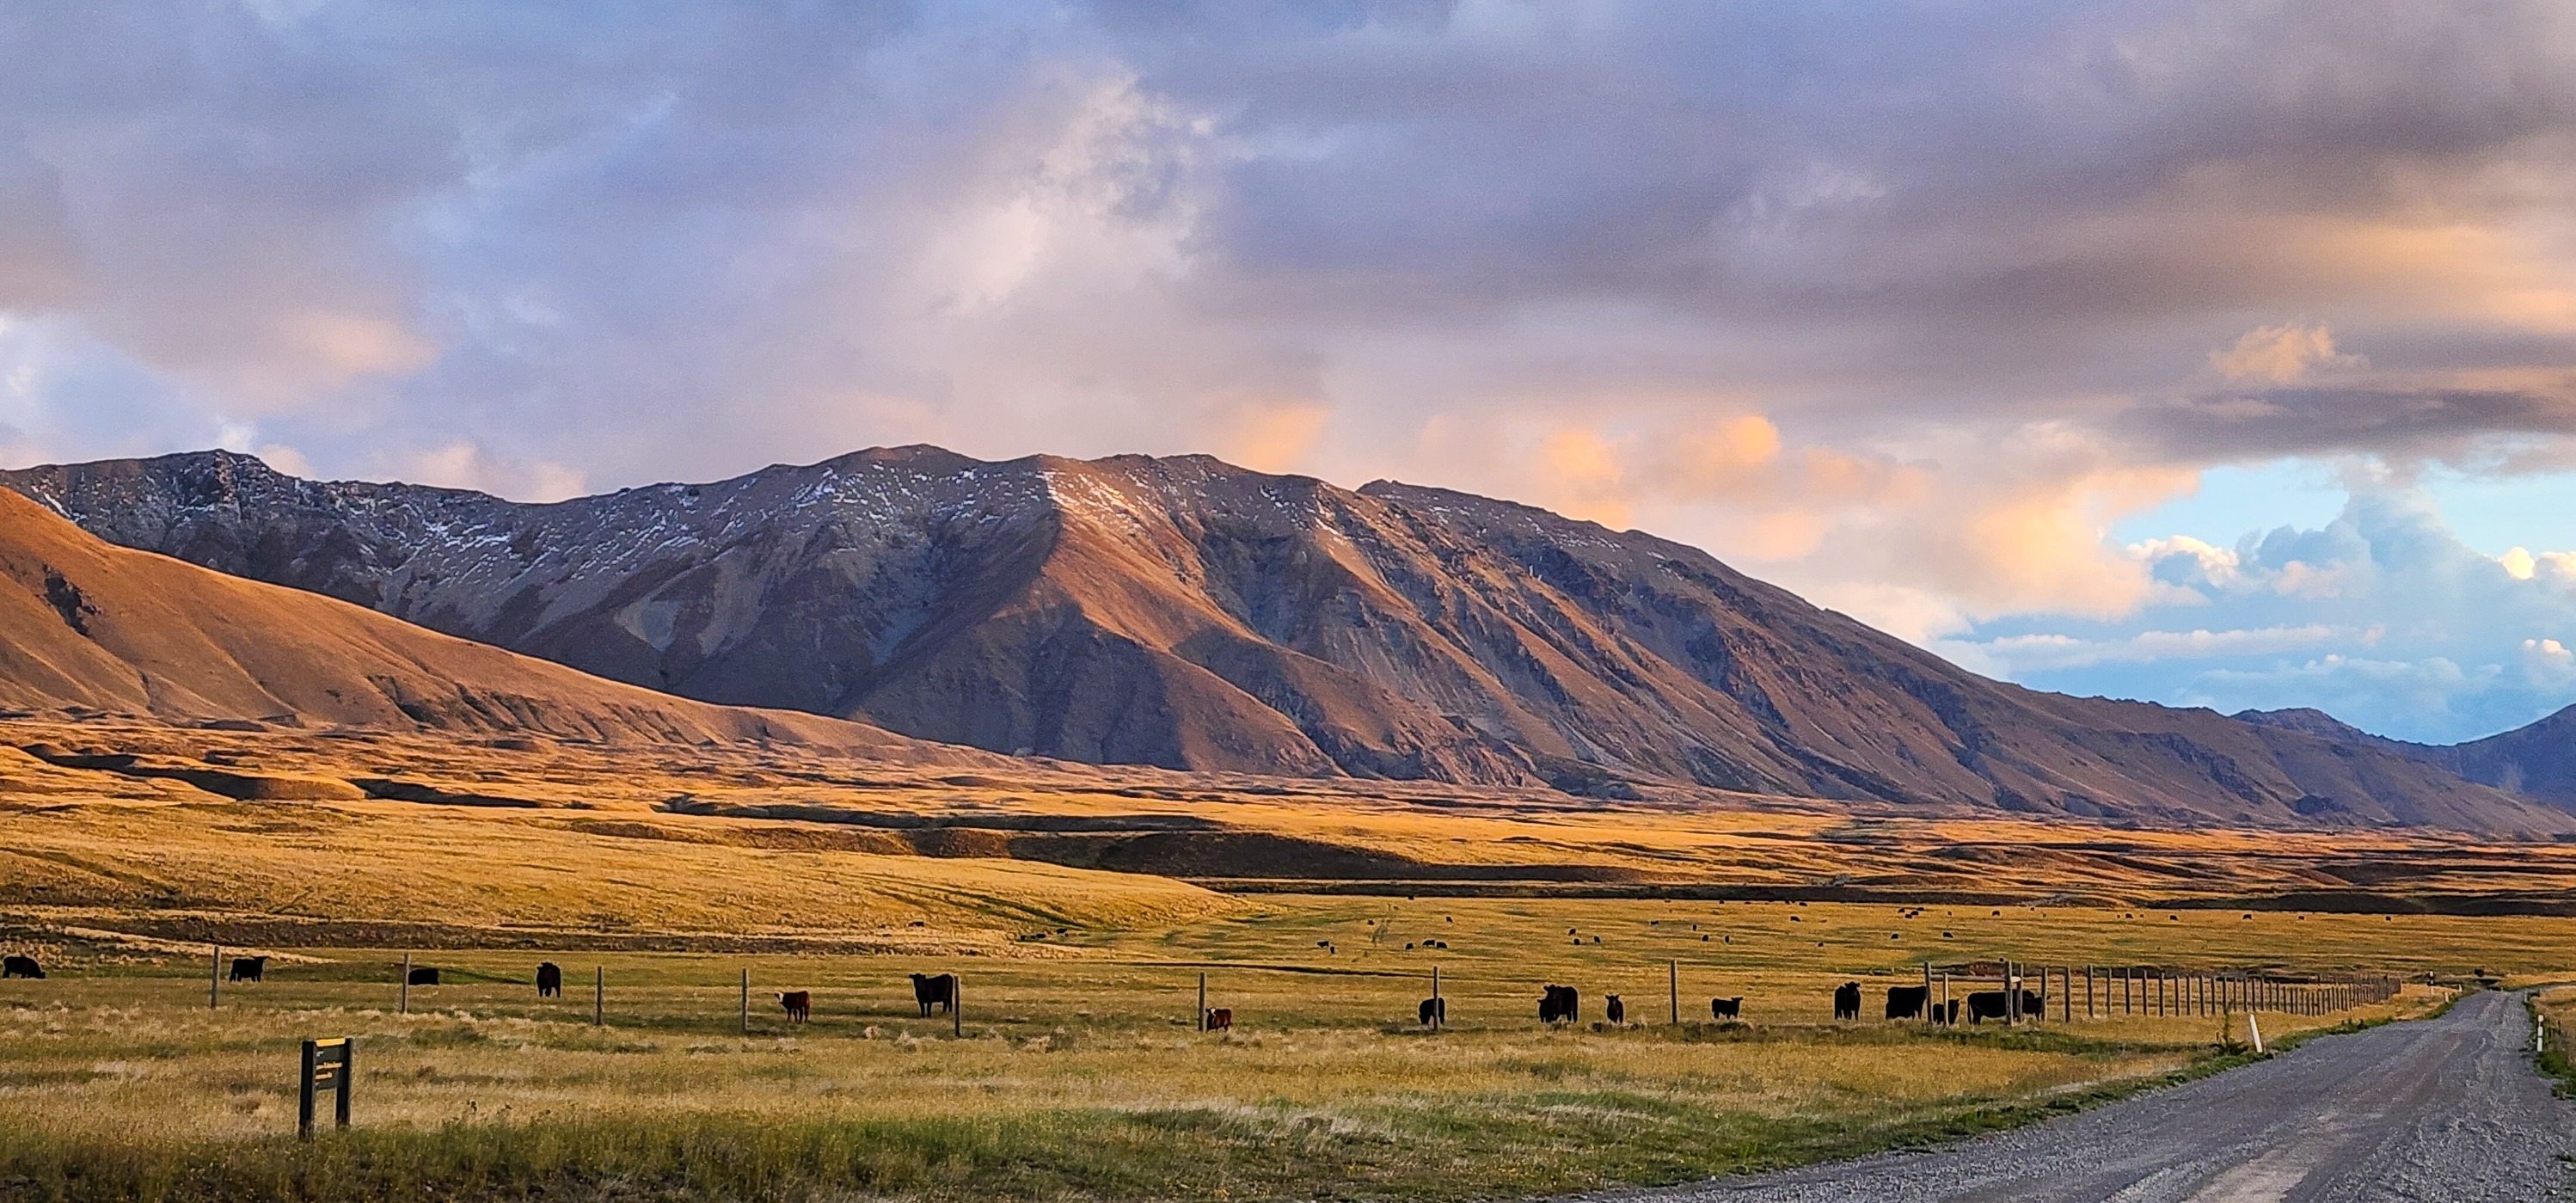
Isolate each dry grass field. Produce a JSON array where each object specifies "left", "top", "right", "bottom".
[{"left": 0, "top": 715, "right": 2564, "bottom": 1200}]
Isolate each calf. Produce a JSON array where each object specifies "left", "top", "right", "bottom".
[
  {"left": 910, "top": 972, "right": 958, "bottom": 1016},
  {"left": 1885, "top": 985, "right": 1929, "bottom": 1020},
  {"left": 536, "top": 961, "right": 562, "bottom": 997},
  {"left": 1605, "top": 995, "right": 1626, "bottom": 1025},
  {"left": 228, "top": 955, "right": 267, "bottom": 984},
  {"left": 1832, "top": 981, "right": 1862, "bottom": 1021},
  {"left": 407, "top": 967, "right": 440, "bottom": 987},
  {"left": 1540, "top": 985, "right": 1579, "bottom": 1023},
  {"left": 1710, "top": 996, "right": 1743, "bottom": 1020},
  {"left": 1419, "top": 997, "right": 1446, "bottom": 1027},
  {"left": 778, "top": 991, "right": 811, "bottom": 1023},
  {"left": 0, "top": 954, "right": 40, "bottom": 980},
  {"left": 1938, "top": 998, "right": 1960, "bottom": 1026},
  {"left": 1204, "top": 1007, "right": 1233, "bottom": 1032}
]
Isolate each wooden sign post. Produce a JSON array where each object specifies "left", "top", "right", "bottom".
[{"left": 298, "top": 1038, "right": 353, "bottom": 1139}]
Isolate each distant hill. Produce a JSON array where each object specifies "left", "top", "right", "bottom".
[
  {"left": 0, "top": 486, "right": 958, "bottom": 759},
  {"left": 6, "top": 447, "right": 2566, "bottom": 833},
  {"left": 2232, "top": 704, "right": 2576, "bottom": 812}
]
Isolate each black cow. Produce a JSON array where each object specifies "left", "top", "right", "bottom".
[
  {"left": 1, "top": 954, "right": 40, "bottom": 979},
  {"left": 1885, "top": 985, "right": 1929, "bottom": 1020},
  {"left": 1832, "top": 981, "right": 1862, "bottom": 1021},
  {"left": 1540, "top": 985, "right": 1579, "bottom": 1023},
  {"left": 1711, "top": 996, "right": 1743, "bottom": 1020},
  {"left": 1605, "top": 995, "right": 1626, "bottom": 1025},
  {"left": 537, "top": 961, "right": 562, "bottom": 997},
  {"left": 911, "top": 972, "right": 958, "bottom": 1016},
  {"left": 1932, "top": 999, "right": 1960, "bottom": 1025},
  {"left": 1965, "top": 989, "right": 2044, "bottom": 1023},
  {"left": 407, "top": 967, "right": 440, "bottom": 986},
  {"left": 1419, "top": 997, "right": 1446, "bottom": 1026},
  {"left": 228, "top": 956, "right": 266, "bottom": 983}
]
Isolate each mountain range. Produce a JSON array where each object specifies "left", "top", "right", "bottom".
[{"left": 5, "top": 446, "right": 2571, "bottom": 833}]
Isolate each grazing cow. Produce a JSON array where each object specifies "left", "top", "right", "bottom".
[
  {"left": 1832, "top": 981, "right": 1862, "bottom": 1021},
  {"left": 910, "top": 972, "right": 958, "bottom": 1016},
  {"left": 228, "top": 955, "right": 267, "bottom": 983},
  {"left": 1540, "top": 985, "right": 1580, "bottom": 1023},
  {"left": 1711, "top": 997, "right": 1743, "bottom": 1020},
  {"left": 407, "top": 967, "right": 440, "bottom": 986},
  {"left": 1965, "top": 989, "right": 2045, "bottom": 1023},
  {"left": 777, "top": 991, "right": 811, "bottom": 1023},
  {"left": 1605, "top": 995, "right": 1626, "bottom": 1025},
  {"left": 1204, "top": 1007, "right": 1233, "bottom": 1032},
  {"left": 1885, "top": 985, "right": 1929, "bottom": 1020},
  {"left": 536, "top": 961, "right": 562, "bottom": 997},
  {"left": 1, "top": 954, "right": 40, "bottom": 979},
  {"left": 1419, "top": 997, "right": 1446, "bottom": 1026}
]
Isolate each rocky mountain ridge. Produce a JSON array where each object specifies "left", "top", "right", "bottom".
[
  {"left": 0, "top": 485, "right": 969, "bottom": 760},
  {"left": 5, "top": 446, "right": 2566, "bottom": 833}
]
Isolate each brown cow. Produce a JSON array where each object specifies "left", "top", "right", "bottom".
[
  {"left": 1204, "top": 1007, "right": 1233, "bottom": 1032},
  {"left": 777, "top": 991, "right": 812, "bottom": 1023}
]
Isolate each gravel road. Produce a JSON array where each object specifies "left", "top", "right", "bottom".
[{"left": 1581, "top": 990, "right": 2575, "bottom": 1202}]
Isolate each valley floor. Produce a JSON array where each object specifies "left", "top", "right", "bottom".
[{"left": 3, "top": 717, "right": 2571, "bottom": 1199}]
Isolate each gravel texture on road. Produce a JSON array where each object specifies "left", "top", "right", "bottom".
[{"left": 1580, "top": 989, "right": 2575, "bottom": 1202}]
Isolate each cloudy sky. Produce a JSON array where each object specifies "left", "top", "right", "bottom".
[{"left": 4, "top": 1, "right": 2575, "bottom": 742}]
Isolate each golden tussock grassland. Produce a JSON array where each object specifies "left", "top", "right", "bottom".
[{"left": 0, "top": 717, "right": 2560, "bottom": 1200}]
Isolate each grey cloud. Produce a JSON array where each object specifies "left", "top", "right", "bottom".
[{"left": 2123, "top": 384, "right": 2576, "bottom": 466}]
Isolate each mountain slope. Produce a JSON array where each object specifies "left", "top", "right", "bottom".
[
  {"left": 4, "top": 447, "right": 2562, "bottom": 832},
  {"left": 0, "top": 486, "right": 956, "bottom": 758}
]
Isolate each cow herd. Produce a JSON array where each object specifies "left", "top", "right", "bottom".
[
  {"left": 0, "top": 951, "right": 2062, "bottom": 1033},
  {"left": 1515, "top": 980, "right": 2034, "bottom": 1028}
]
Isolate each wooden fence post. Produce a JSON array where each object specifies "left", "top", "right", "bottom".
[
  {"left": 953, "top": 973, "right": 963, "bottom": 1038},
  {"left": 210, "top": 945, "right": 222, "bottom": 1011},
  {"left": 2060, "top": 967, "right": 2070, "bottom": 1022},
  {"left": 739, "top": 967, "right": 749, "bottom": 1034},
  {"left": 1669, "top": 960, "right": 1679, "bottom": 1026},
  {"left": 2084, "top": 965, "right": 2094, "bottom": 1019},
  {"left": 398, "top": 953, "right": 410, "bottom": 1016},
  {"left": 1198, "top": 972, "right": 1208, "bottom": 1032},
  {"left": 594, "top": 966, "right": 604, "bottom": 1027},
  {"left": 1432, "top": 966, "right": 1441, "bottom": 1029},
  {"left": 1923, "top": 962, "right": 1934, "bottom": 1027}
]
